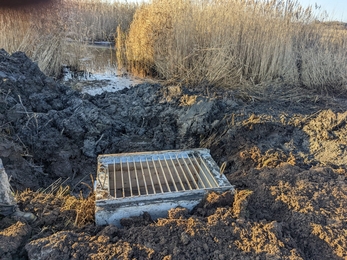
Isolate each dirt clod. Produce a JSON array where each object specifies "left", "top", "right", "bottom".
[{"left": 1, "top": 50, "right": 347, "bottom": 259}]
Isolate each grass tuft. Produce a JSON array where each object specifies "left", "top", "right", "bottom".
[{"left": 16, "top": 180, "right": 95, "bottom": 228}]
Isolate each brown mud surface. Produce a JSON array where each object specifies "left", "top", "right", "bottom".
[{"left": 0, "top": 50, "right": 347, "bottom": 259}]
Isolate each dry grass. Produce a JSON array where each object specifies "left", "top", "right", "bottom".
[
  {"left": 70, "top": 0, "right": 138, "bottom": 42},
  {"left": 16, "top": 182, "right": 95, "bottom": 228},
  {"left": 61, "top": 188, "right": 95, "bottom": 228},
  {"left": 0, "top": 1, "right": 68, "bottom": 76},
  {"left": 124, "top": 0, "right": 347, "bottom": 92},
  {"left": 0, "top": 0, "right": 138, "bottom": 76}
]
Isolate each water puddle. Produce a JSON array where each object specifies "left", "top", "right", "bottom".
[
  {"left": 63, "top": 42, "right": 144, "bottom": 96},
  {"left": 78, "top": 73, "right": 143, "bottom": 96}
]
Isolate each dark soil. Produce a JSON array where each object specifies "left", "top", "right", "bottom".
[{"left": 0, "top": 49, "right": 347, "bottom": 259}]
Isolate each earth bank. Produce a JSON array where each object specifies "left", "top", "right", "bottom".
[{"left": 0, "top": 50, "right": 346, "bottom": 259}]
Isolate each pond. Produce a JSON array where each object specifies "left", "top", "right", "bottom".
[{"left": 63, "top": 42, "right": 143, "bottom": 96}]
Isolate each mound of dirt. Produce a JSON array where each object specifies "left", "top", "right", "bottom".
[{"left": 1, "top": 49, "right": 347, "bottom": 259}]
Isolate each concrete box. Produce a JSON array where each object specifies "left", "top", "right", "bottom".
[{"left": 95, "top": 148, "right": 234, "bottom": 226}]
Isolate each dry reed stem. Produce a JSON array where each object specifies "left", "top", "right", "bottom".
[{"left": 116, "top": 25, "right": 126, "bottom": 71}]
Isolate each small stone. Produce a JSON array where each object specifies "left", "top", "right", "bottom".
[
  {"left": 203, "top": 243, "right": 209, "bottom": 252},
  {"left": 63, "top": 246, "right": 69, "bottom": 254},
  {"left": 173, "top": 247, "right": 180, "bottom": 256},
  {"left": 219, "top": 254, "right": 225, "bottom": 260},
  {"left": 180, "top": 232, "right": 190, "bottom": 245}
]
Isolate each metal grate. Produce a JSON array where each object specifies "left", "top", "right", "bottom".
[
  {"left": 95, "top": 149, "right": 234, "bottom": 226},
  {"left": 96, "top": 149, "right": 232, "bottom": 200},
  {"left": 109, "top": 153, "right": 221, "bottom": 198}
]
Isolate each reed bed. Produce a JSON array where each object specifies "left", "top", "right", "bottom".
[
  {"left": 123, "top": 0, "right": 347, "bottom": 92},
  {"left": 0, "top": 1, "right": 67, "bottom": 76},
  {"left": 0, "top": 0, "right": 138, "bottom": 76},
  {"left": 69, "top": 0, "right": 138, "bottom": 42},
  {"left": 1, "top": 0, "right": 346, "bottom": 92}
]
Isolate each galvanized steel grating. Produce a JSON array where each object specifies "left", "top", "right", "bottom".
[
  {"left": 95, "top": 148, "right": 234, "bottom": 226},
  {"left": 96, "top": 149, "right": 233, "bottom": 200}
]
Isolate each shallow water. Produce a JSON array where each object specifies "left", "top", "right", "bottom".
[{"left": 64, "top": 43, "right": 143, "bottom": 96}]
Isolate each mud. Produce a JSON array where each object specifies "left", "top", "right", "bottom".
[{"left": 1, "top": 49, "right": 347, "bottom": 259}]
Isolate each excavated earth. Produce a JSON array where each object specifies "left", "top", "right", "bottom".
[{"left": 0, "top": 49, "right": 347, "bottom": 259}]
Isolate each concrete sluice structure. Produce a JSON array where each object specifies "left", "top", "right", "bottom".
[{"left": 95, "top": 149, "right": 234, "bottom": 226}]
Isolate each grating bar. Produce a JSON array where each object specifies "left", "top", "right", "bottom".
[
  {"left": 163, "top": 155, "right": 179, "bottom": 191},
  {"left": 113, "top": 159, "right": 117, "bottom": 198},
  {"left": 146, "top": 158, "right": 157, "bottom": 195},
  {"left": 120, "top": 160, "right": 125, "bottom": 197},
  {"left": 198, "top": 154, "right": 219, "bottom": 187},
  {"left": 158, "top": 158, "right": 171, "bottom": 192},
  {"left": 140, "top": 159, "right": 149, "bottom": 195},
  {"left": 133, "top": 160, "right": 141, "bottom": 195},
  {"left": 191, "top": 154, "right": 213, "bottom": 188},
  {"left": 151, "top": 158, "right": 164, "bottom": 193},
  {"left": 186, "top": 155, "right": 206, "bottom": 189},
  {"left": 127, "top": 159, "right": 133, "bottom": 197},
  {"left": 180, "top": 154, "right": 200, "bottom": 189},
  {"left": 169, "top": 154, "right": 186, "bottom": 191},
  {"left": 175, "top": 154, "right": 193, "bottom": 190}
]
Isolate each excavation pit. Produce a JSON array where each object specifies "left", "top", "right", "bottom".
[{"left": 95, "top": 148, "right": 234, "bottom": 226}]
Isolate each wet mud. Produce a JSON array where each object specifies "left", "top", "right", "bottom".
[{"left": 1, "top": 50, "right": 347, "bottom": 259}]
